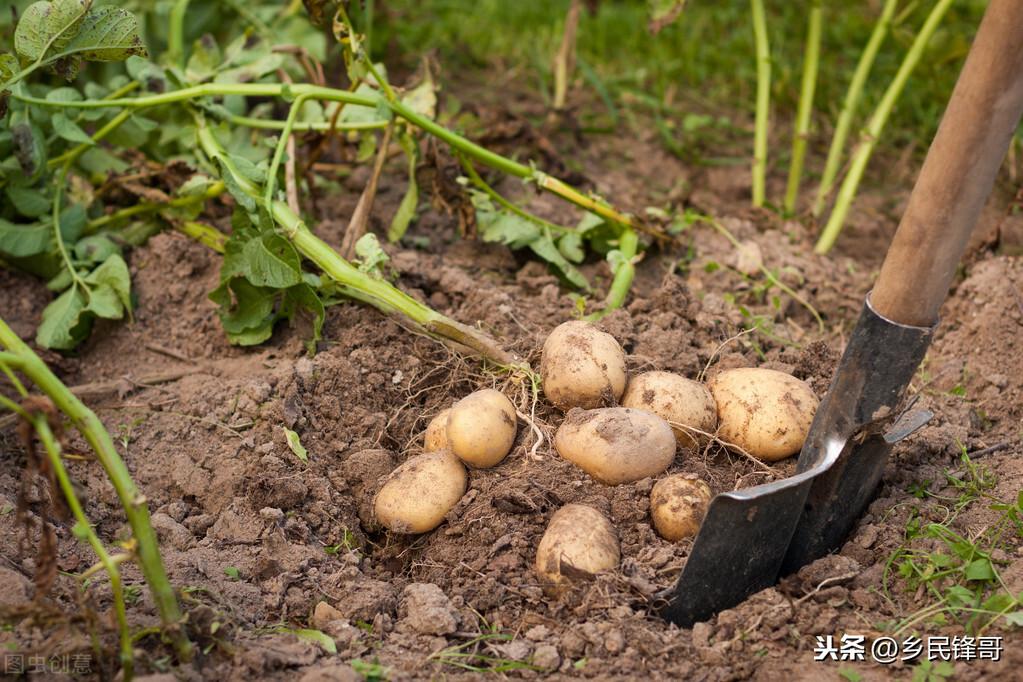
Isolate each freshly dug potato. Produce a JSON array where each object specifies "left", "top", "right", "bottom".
[
  {"left": 424, "top": 408, "right": 451, "bottom": 452},
  {"left": 554, "top": 407, "right": 676, "bottom": 484},
  {"left": 650, "top": 474, "right": 713, "bottom": 541},
  {"left": 446, "top": 389, "right": 517, "bottom": 468},
  {"left": 709, "top": 367, "right": 819, "bottom": 462},
  {"left": 535, "top": 504, "right": 619, "bottom": 591},
  {"left": 541, "top": 321, "right": 627, "bottom": 410},
  {"left": 374, "top": 450, "right": 467, "bottom": 533},
  {"left": 621, "top": 371, "right": 717, "bottom": 450}
]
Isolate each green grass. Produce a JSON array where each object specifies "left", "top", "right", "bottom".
[{"left": 375, "top": 1, "right": 986, "bottom": 156}]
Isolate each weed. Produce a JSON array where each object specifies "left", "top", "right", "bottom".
[
  {"left": 883, "top": 451, "right": 1023, "bottom": 636},
  {"left": 351, "top": 658, "right": 389, "bottom": 681}
]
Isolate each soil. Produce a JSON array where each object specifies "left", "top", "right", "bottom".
[{"left": 2, "top": 76, "right": 1023, "bottom": 682}]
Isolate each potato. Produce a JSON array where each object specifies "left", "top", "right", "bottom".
[
  {"left": 708, "top": 367, "right": 819, "bottom": 462},
  {"left": 650, "top": 474, "right": 712, "bottom": 541},
  {"left": 446, "top": 389, "right": 517, "bottom": 468},
  {"left": 541, "top": 321, "right": 627, "bottom": 410},
  {"left": 535, "top": 504, "right": 619, "bottom": 591},
  {"left": 374, "top": 450, "right": 467, "bottom": 533},
  {"left": 554, "top": 407, "right": 676, "bottom": 484},
  {"left": 621, "top": 371, "right": 717, "bottom": 450},
  {"left": 424, "top": 408, "right": 451, "bottom": 452}
]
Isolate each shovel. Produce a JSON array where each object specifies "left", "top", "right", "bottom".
[{"left": 660, "top": 0, "right": 1023, "bottom": 627}]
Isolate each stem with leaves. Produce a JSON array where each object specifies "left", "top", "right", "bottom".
[
  {"left": 812, "top": 0, "right": 898, "bottom": 219},
  {"left": 193, "top": 119, "right": 517, "bottom": 365},
  {"left": 815, "top": 0, "right": 954, "bottom": 254},
  {"left": 750, "top": 0, "right": 771, "bottom": 208},
  {"left": 0, "top": 318, "right": 192, "bottom": 663},
  {"left": 783, "top": 0, "right": 821, "bottom": 215}
]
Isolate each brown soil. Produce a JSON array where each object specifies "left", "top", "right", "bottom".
[{"left": 2, "top": 80, "right": 1022, "bottom": 682}]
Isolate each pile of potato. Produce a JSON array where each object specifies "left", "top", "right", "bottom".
[{"left": 371, "top": 320, "right": 819, "bottom": 593}]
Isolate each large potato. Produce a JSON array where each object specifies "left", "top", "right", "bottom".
[
  {"left": 535, "top": 504, "right": 619, "bottom": 591},
  {"left": 423, "top": 408, "right": 451, "bottom": 452},
  {"left": 374, "top": 450, "right": 467, "bottom": 533},
  {"left": 541, "top": 321, "right": 627, "bottom": 410},
  {"left": 446, "top": 389, "right": 517, "bottom": 468},
  {"left": 708, "top": 367, "right": 819, "bottom": 462},
  {"left": 621, "top": 371, "right": 717, "bottom": 450},
  {"left": 554, "top": 407, "right": 676, "bottom": 484},
  {"left": 650, "top": 474, "right": 712, "bottom": 541}
]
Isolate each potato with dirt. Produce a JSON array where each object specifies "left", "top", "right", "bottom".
[
  {"left": 554, "top": 407, "right": 676, "bottom": 484},
  {"left": 650, "top": 474, "right": 713, "bottom": 541},
  {"left": 374, "top": 450, "right": 468, "bottom": 533},
  {"left": 541, "top": 321, "right": 627, "bottom": 410},
  {"left": 535, "top": 504, "right": 620, "bottom": 591},
  {"left": 708, "top": 367, "right": 819, "bottom": 461},
  {"left": 446, "top": 388, "right": 517, "bottom": 467},
  {"left": 621, "top": 371, "right": 717, "bottom": 449},
  {"left": 423, "top": 408, "right": 451, "bottom": 452}
]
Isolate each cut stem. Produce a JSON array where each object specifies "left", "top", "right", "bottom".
[
  {"left": 812, "top": 0, "right": 898, "bottom": 218},
  {"left": 585, "top": 228, "right": 639, "bottom": 320},
  {"left": 783, "top": 0, "right": 822, "bottom": 214},
  {"left": 0, "top": 318, "right": 192, "bottom": 662},
  {"left": 815, "top": 0, "right": 954, "bottom": 254},
  {"left": 750, "top": 0, "right": 771, "bottom": 207}
]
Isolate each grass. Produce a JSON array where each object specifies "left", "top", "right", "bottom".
[
  {"left": 882, "top": 448, "right": 1023, "bottom": 636},
  {"left": 375, "top": 1, "right": 987, "bottom": 153}
]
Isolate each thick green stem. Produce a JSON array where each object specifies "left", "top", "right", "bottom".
[
  {"left": 225, "top": 114, "right": 388, "bottom": 132},
  {"left": 783, "top": 0, "right": 822, "bottom": 214},
  {"left": 812, "top": 0, "right": 898, "bottom": 218},
  {"left": 167, "top": 0, "right": 191, "bottom": 68},
  {"left": 750, "top": 0, "right": 771, "bottom": 207},
  {"left": 33, "top": 416, "right": 133, "bottom": 679},
  {"left": 815, "top": 0, "right": 954, "bottom": 254},
  {"left": 585, "top": 228, "right": 638, "bottom": 320},
  {"left": 0, "top": 319, "right": 192, "bottom": 662},
  {"left": 194, "top": 122, "right": 517, "bottom": 365},
  {"left": 176, "top": 221, "right": 228, "bottom": 253}
]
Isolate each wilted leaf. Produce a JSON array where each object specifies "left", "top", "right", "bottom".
[
  {"left": 240, "top": 234, "right": 303, "bottom": 288},
  {"left": 61, "top": 6, "right": 147, "bottom": 62},
  {"left": 83, "top": 253, "right": 132, "bottom": 314},
  {"left": 283, "top": 427, "right": 308, "bottom": 463},
  {"left": 648, "top": 0, "right": 686, "bottom": 34},
  {"left": 354, "top": 233, "right": 389, "bottom": 274},
  {"left": 14, "top": 0, "right": 88, "bottom": 62}
]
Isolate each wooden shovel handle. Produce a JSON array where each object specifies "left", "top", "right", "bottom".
[{"left": 871, "top": 0, "right": 1023, "bottom": 326}]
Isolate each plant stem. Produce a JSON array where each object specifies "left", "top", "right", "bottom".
[
  {"left": 176, "top": 221, "right": 228, "bottom": 253},
  {"left": 265, "top": 94, "right": 310, "bottom": 206},
  {"left": 812, "top": 0, "right": 898, "bottom": 218},
  {"left": 167, "top": 0, "right": 191, "bottom": 68},
  {"left": 0, "top": 319, "right": 192, "bottom": 662},
  {"left": 194, "top": 121, "right": 517, "bottom": 366},
  {"left": 585, "top": 228, "right": 638, "bottom": 321},
  {"left": 33, "top": 416, "right": 133, "bottom": 678},
  {"left": 783, "top": 0, "right": 821, "bottom": 214},
  {"left": 225, "top": 113, "right": 388, "bottom": 132},
  {"left": 750, "top": 0, "right": 771, "bottom": 207},
  {"left": 552, "top": 0, "right": 583, "bottom": 111},
  {"left": 815, "top": 0, "right": 954, "bottom": 254},
  {"left": 85, "top": 182, "right": 226, "bottom": 233},
  {"left": 458, "top": 157, "right": 574, "bottom": 235}
]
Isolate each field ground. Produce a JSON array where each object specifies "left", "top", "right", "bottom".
[{"left": 2, "top": 2, "right": 1022, "bottom": 680}]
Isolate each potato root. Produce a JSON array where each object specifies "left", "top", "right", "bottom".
[
  {"left": 621, "top": 371, "right": 717, "bottom": 450},
  {"left": 708, "top": 367, "right": 819, "bottom": 462},
  {"left": 554, "top": 407, "right": 676, "bottom": 484},
  {"left": 541, "top": 321, "right": 627, "bottom": 410}
]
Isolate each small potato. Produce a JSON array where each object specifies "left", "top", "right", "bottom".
[
  {"left": 535, "top": 504, "right": 619, "bottom": 591},
  {"left": 621, "top": 371, "right": 717, "bottom": 450},
  {"left": 374, "top": 450, "right": 467, "bottom": 533},
  {"left": 709, "top": 367, "right": 819, "bottom": 462},
  {"left": 424, "top": 408, "right": 451, "bottom": 452},
  {"left": 554, "top": 407, "right": 676, "bottom": 485},
  {"left": 650, "top": 474, "right": 712, "bottom": 541},
  {"left": 541, "top": 321, "right": 627, "bottom": 410},
  {"left": 446, "top": 389, "right": 517, "bottom": 468}
]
